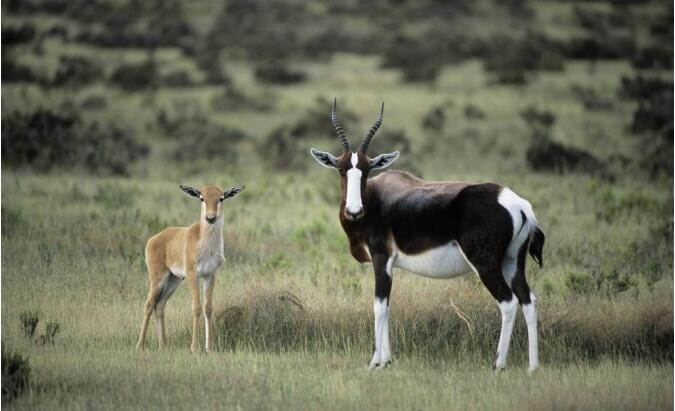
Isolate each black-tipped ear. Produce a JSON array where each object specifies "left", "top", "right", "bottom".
[
  {"left": 223, "top": 185, "right": 245, "bottom": 199},
  {"left": 310, "top": 148, "right": 339, "bottom": 169},
  {"left": 179, "top": 185, "right": 201, "bottom": 198},
  {"left": 370, "top": 151, "right": 399, "bottom": 170}
]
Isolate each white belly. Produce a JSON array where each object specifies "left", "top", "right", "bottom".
[{"left": 393, "top": 241, "right": 473, "bottom": 279}]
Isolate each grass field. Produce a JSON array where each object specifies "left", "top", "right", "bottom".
[{"left": 2, "top": 0, "right": 673, "bottom": 409}]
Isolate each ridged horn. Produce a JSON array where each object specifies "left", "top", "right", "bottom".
[
  {"left": 359, "top": 102, "right": 384, "bottom": 153},
  {"left": 331, "top": 98, "right": 350, "bottom": 152}
]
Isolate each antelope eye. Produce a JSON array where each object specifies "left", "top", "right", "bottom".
[
  {"left": 219, "top": 196, "right": 225, "bottom": 202},
  {"left": 199, "top": 197, "right": 204, "bottom": 202}
]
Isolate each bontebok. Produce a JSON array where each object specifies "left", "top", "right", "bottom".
[
  {"left": 136, "top": 184, "right": 245, "bottom": 352},
  {"left": 310, "top": 99, "right": 545, "bottom": 372}
]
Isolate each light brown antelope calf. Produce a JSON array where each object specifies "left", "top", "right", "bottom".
[{"left": 136, "top": 184, "right": 245, "bottom": 353}]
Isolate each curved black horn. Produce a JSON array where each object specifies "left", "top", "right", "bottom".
[
  {"left": 331, "top": 98, "right": 350, "bottom": 152},
  {"left": 359, "top": 102, "right": 384, "bottom": 153}
]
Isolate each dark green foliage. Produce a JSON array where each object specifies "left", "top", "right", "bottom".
[
  {"left": 52, "top": 55, "right": 102, "bottom": 87},
  {"left": 254, "top": 62, "right": 306, "bottom": 85},
  {"left": 1, "top": 110, "right": 149, "bottom": 175},
  {"left": 291, "top": 96, "right": 358, "bottom": 140},
  {"left": 1, "top": 347, "right": 30, "bottom": 403},
  {"left": 20, "top": 311, "right": 40, "bottom": 339},
  {"left": 259, "top": 124, "right": 308, "bottom": 170},
  {"left": 109, "top": 61, "right": 158, "bottom": 91},
  {"left": 2, "top": 24, "right": 36, "bottom": 47},
  {"left": 208, "top": 0, "right": 306, "bottom": 60},
  {"left": 464, "top": 104, "right": 486, "bottom": 120},
  {"left": 156, "top": 110, "right": 248, "bottom": 164},
  {"left": 526, "top": 138, "right": 606, "bottom": 176},
  {"left": 422, "top": 106, "right": 445, "bottom": 131},
  {"left": 620, "top": 75, "right": 674, "bottom": 178},
  {"left": 570, "top": 85, "right": 614, "bottom": 111},
  {"left": 1, "top": 60, "right": 42, "bottom": 83},
  {"left": 381, "top": 33, "right": 445, "bottom": 82},
  {"left": 160, "top": 70, "right": 195, "bottom": 88},
  {"left": 564, "top": 36, "right": 636, "bottom": 60},
  {"left": 620, "top": 76, "right": 672, "bottom": 101},
  {"left": 520, "top": 106, "right": 556, "bottom": 128},
  {"left": 483, "top": 32, "right": 565, "bottom": 85},
  {"left": 631, "top": 46, "right": 673, "bottom": 70},
  {"left": 44, "top": 321, "right": 61, "bottom": 345}
]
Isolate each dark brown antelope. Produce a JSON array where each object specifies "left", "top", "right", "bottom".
[
  {"left": 136, "top": 184, "right": 245, "bottom": 353},
  {"left": 310, "top": 99, "right": 545, "bottom": 372}
]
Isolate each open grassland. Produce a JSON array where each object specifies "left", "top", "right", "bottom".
[{"left": 2, "top": 0, "right": 673, "bottom": 409}]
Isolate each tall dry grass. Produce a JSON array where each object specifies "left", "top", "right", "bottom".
[{"left": 210, "top": 282, "right": 673, "bottom": 364}]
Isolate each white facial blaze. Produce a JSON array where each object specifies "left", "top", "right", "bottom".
[{"left": 345, "top": 153, "right": 363, "bottom": 215}]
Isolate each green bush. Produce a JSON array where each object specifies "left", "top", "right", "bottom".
[
  {"left": 1, "top": 109, "right": 149, "bottom": 175},
  {"left": 1, "top": 346, "right": 30, "bottom": 403},
  {"left": 109, "top": 61, "right": 158, "bottom": 91},
  {"left": 19, "top": 311, "right": 39, "bottom": 339},
  {"left": 254, "top": 62, "right": 306, "bottom": 85}
]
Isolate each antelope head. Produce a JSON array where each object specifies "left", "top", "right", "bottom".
[
  {"left": 179, "top": 185, "right": 245, "bottom": 225},
  {"left": 310, "top": 98, "right": 399, "bottom": 221}
]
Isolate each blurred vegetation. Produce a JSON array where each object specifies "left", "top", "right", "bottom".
[
  {"left": 1, "top": 346, "right": 31, "bottom": 403},
  {"left": 0, "top": 0, "right": 673, "bottom": 409}
]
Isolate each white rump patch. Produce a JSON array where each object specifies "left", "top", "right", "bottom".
[
  {"left": 498, "top": 188, "right": 538, "bottom": 285},
  {"left": 345, "top": 153, "right": 363, "bottom": 215},
  {"left": 393, "top": 240, "right": 473, "bottom": 279}
]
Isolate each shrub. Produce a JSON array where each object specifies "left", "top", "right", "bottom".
[
  {"left": 564, "top": 272, "right": 594, "bottom": 295},
  {"left": 619, "top": 75, "right": 673, "bottom": 178},
  {"left": 1, "top": 60, "right": 42, "bottom": 83},
  {"left": 619, "top": 75, "right": 672, "bottom": 101},
  {"left": 569, "top": 85, "right": 614, "bottom": 111},
  {"left": 520, "top": 106, "right": 555, "bottom": 128},
  {"left": 2, "top": 24, "right": 36, "bottom": 47},
  {"left": 44, "top": 321, "right": 61, "bottom": 345},
  {"left": 254, "top": 62, "right": 306, "bottom": 85},
  {"left": 631, "top": 46, "right": 673, "bottom": 70},
  {"left": 381, "top": 33, "right": 444, "bottom": 82},
  {"left": 160, "top": 70, "right": 195, "bottom": 87},
  {"left": 52, "top": 55, "right": 102, "bottom": 87},
  {"left": 287, "top": 96, "right": 358, "bottom": 140},
  {"left": 526, "top": 138, "right": 607, "bottom": 177},
  {"left": 483, "top": 32, "right": 565, "bottom": 84},
  {"left": 109, "top": 61, "right": 158, "bottom": 91},
  {"left": 464, "top": 104, "right": 486, "bottom": 120},
  {"left": 422, "top": 106, "right": 445, "bottom": 131},
  {"left": 564, "top": 35, "right": 636, "bottom": 60},
  {"left": 157, "top": 110, "right": 248, "bottom": 165},
  {"left": 2, "top": 109, "right": 149, "bottom": 175},
  {"left": 20, "top": 311, "right": 39, "bottom": 339},
  {"left": 259, "top": 124, "right": 307, "bottom": 170},
  {"left": 1, "top": 347, "right": 30, "bottom": 403},
  {"left": 210, "top": 86, "right": 272, "bottom": 112}
]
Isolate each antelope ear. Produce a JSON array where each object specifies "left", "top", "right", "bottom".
[
  {"left": 179, "top": 185, "right": 201, "bottom": 198},
  {"left": 310, "top": 148, "right": 338, "bottom": 169},
  {"left": 223, "top": 186, "right": 245, "bottom": 199},
  {"left": 370, "top": 151, "right": 399, "bottom": 170}
]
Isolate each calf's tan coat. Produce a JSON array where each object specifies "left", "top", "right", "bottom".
[{"left": 136, "top": 185, "right": 244, "bottom": 352}]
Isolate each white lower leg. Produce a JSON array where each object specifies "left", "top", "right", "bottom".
[
  {"left": 369, "top": 298, "right": 389, "bottom": 368},
  {"left": 522, "top": 293, "right": 539, "bottom": 372},
  {"left": 204, "top": 311, "right": 211, "bottom": 352},
  {"left": 495, "top": 297, "right": 518, "bottom": 370},
  {"left": 381, "top": 306, "right": 391, "bottom": 364}
]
